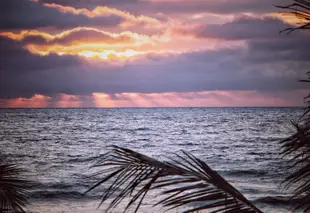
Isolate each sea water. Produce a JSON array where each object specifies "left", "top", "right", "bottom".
[{"left": 0, "top": 107, "right": 303, "bottom": 213}]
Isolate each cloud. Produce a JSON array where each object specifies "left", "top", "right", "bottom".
[
  {"left": 0, "top": 28, "right": 161, "bottom": 58},
  {"left": 43, "top": 3, "right": 161, "bottom": 27},
  {"left": 38, "top": 0, "right": 141, "bottom": 10},
  {"left": 1, "top": 90, "right": 306, "bottom": 108},
  {"left": 4, "top": 94, "right": 52, "bottom": 108},
  {"left": 0, "top": 36, "right": 81, "bottom": 71},
  {"left": 172, "top": 16, "right": 291, "bottom": 40},
  {"left": 171, "top": 15, "right": 310, "bottom": 63},
  {"left": 37, "top": 0, "right": 292, "bottom": 15},
  {"left": 247, "top": 38, "right": 310, "bottom": 63},
  {"left": 0, "top": 0, "right": 123, "bottom": 30},
  {"left": 1, "top": 0, "right": 308, "bottom": 108},
  {"left": 92, "top": 90, "right": 306, "bottom": 107},
  {"left": 0, "top": 36, "right": 82, "bottom": 98},
  {"left": 1, "top": 28, "right": 144, "bottom": 46},
  {"left": 1, "top": 35, "right": 309, "bottom": 102}
]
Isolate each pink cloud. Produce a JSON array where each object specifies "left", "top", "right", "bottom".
[
  {"left": 5, "top": 94, "right": 52, "bottom": 108},
  {"left": 55, "top": 94, "right": 82, "bottom": 108},
  {"left": 0, "top": 90, "right": 306, "bottom": 108}
]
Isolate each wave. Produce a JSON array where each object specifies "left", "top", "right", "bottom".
[
  {"left": 106, "top": 127, "right": 122, "bottom": 131},
  {"left": 2, "top": 153, "right": 36, "bottom": 159},
  {"left": 65, "top": 155, "right": 101, "bottom": 164},
  {"left": 254, "top": 196, "right": 302, "bottom": 206},
  {"left": 223, "top": 169, "right": 267, "bottom": 176},
  {"left": 34, "top": 181, "right": 92, "bottom": 191},
  {"left": 56, "top": 153, "right": 109, "bottom": 164},
  {"left": 29, "top": 190, "right": 103, "bottom": 200},
  {"left": 138, "top": 138, "right": 150, "bottom": 141},
  {"left": 160, "top": 116, "right": 172, "bottom": 121},
  {"left": 246, "top": 152, "right": 270, "bottom": 156},
  {"left": 30, "top": 183, "right": 101, "bottom": 200},
  {"left": 106, "top": 127, "right": 151, "bottom": 132},
  {"left": 30, "top": 184, "right": 115, "bottom": 200},
  {"left": 134, "top": 127, "right": 151, "bottom": 131},
  {"left": 30, "top": 191, "right": 85, "bottom": 199}
]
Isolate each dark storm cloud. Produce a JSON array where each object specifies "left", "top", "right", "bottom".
[
  {"left": 175, "top": 15, "right": 310, "bottom": 62},
  {"left": 1, "top": 36, "right": 309, "bottom": 100},
  {"left": 0, "top": 36, "right": 80, "bottom": 72},
  {"left": 248, "top": 36, "right": 310, "bottom": 52},
  {"left": 37, "top": 0, "right": 292, "bottom": 14},
  {"left": 247, "top": 37, "right": 310, "bottom": 63},
  {"left": 173, "top": 16, "right": 292, "bottom": 41},
  {"left": 195, "top": 16, "right": 290, "bottom": 40},
  {"left": 0, "top": 36, "right": 82, "bottom": 98},
  {"left": 0, "top": 0, "right": 123, "bottom": 30}
]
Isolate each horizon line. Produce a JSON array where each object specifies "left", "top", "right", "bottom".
[{"left": 0, "top": 106, "right": 305, "bottom": 110}]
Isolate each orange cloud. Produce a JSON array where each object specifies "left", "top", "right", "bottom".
[
  {"left": 0, "top": 28, "right": 163, "bottom": 59},
  {"left": 268, "top": 12, "right": 310, "bottom": 27},
  {"left": 1, "top": 27, "right": 153, "bottom": 44},
  {"left": 1, "top": 28, "right": 140, "bottom": 45},
  {"left": 1, "top": 25, "right": 238, "bottom": 60}
]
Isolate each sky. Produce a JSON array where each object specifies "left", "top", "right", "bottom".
[{"left": 0, "top": 0, "right": 309, "bottom": 108}]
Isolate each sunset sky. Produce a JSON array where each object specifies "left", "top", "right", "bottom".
[{"left": 0, "top": 0, "right": 309, "bottom": 108}]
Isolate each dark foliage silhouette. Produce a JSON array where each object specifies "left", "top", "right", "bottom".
[
  {"left": 277, "top": 0, "right": 310, "bottom": 34},
  {"left": 86, "top": 146, "right": 263, "bottom": 213},
  {"left": 280, "top": 73, "right": 310, "bottom": 212},
  {"left": 277, "top": 0, "right": 310, "bottom": 212},
  {"left": 276, "top": 0, "right": 310, "bottom": 33},
  {"left": 0, "top": 157, "right": 32, "bottom": 213}
]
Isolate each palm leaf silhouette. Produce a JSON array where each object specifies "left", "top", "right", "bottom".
[
  {"left": 277, "top": 1, "right": 310, "bottom": 211},
  {"left": 280, "top": 73, "right": 310, "bottom": 212},
  {"left": 86, "top": 146, "right": 263, "bottom": 213},
  {"left": 0, "top": 157, "right": 32, "bottom": 213},
  {"left": 278, "top": 0, "right": 310, "bottom": 212}
]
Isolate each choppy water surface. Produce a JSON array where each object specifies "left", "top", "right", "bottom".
[{"left": 0, "top": 108, "right": 304, "bottom": 213}]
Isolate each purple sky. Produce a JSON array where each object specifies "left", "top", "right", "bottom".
[{"left": 0, "top": 0, "right": 309, "bottom": 107}]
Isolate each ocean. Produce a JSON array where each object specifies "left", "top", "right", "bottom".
[{"left": 0, "top": 107, "right": 304, "bottom": 213}]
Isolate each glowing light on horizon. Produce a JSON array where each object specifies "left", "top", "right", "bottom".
[
  {"left": 56, "top": 94, "right": 81, "bottom": 108},
  {"left": 2, "top": 91, "right": 305, "bottom": 108}
]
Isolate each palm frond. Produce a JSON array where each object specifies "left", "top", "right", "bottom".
[
  {"left": 276, "top": 0, "right": 310, "bottom": 34},
  {"left": 86, "top": 146, "right": 263, "bottom": 213},
  {"left": 280, "top": 73, "right": 310, "bottom": 212},
  {"left": 0, "top": 157, "right": 33, "bottom": 213}
]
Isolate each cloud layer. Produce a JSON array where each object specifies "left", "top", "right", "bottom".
[
  {"left": 1, "top": 0, "right": 309, "bottom": 107},
  {"left": 37, "top": 0, "right": 292, "bottom": 14}
]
